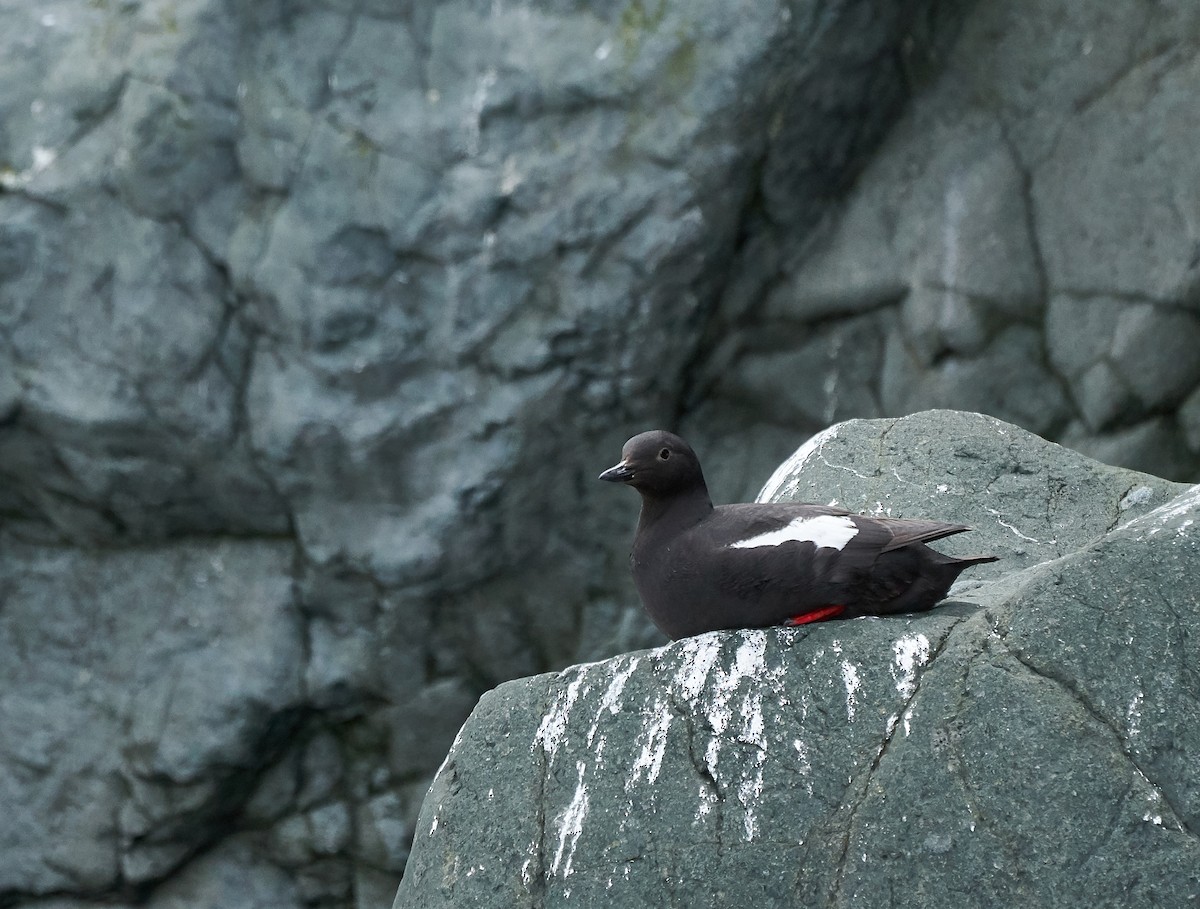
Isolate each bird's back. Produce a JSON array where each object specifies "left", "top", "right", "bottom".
[{"left": 633, "top": 501, "right": 993, "bottom": 639}]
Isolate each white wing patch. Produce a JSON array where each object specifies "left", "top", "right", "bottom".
[{"left": 729, "top": 514, "right": 859, "bottom": 551}]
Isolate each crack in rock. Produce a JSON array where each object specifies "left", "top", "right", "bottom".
[
  {"left": 829, "top": 617, "right": 962, "bottom": 902},
  {"left": 1001, "top": 641, "right": 1198, "bottom": 842}
]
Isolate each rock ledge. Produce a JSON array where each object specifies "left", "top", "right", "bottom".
[{"left": 394, "top": 412, "right": 1200, "bottom": 908}]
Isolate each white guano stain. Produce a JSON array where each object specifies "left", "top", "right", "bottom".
[
  {"left": 434, "top": 725, "right": 466, "bottom": 779},
  {"left": 886, "top": 638, "right": 934, "bottom": 735},
  {"left": 884, "top": 712, "right": 900, "bottom": 741},
  {"left": 674, "top": 631, "right": 780, "bottom": 841},
  {"left": 891, "top": 633, "right": 931, "bottom": 701},
  {"left": 426, "top": 722, "right": 468, "bottom": 836},
  {"left": 541, "top": 629, "right": 811, "bottom": 858},
  {"left": 984, "top": 506, "right": 1051, "bottom": 545},
  {"left": 701, "top": 634, "right": 769, "bottom": 769},
  {"left": 673, "top": 634, "right": 723, "bottom": 699},
  {"left": 757, "top": 425, "right": 840, "bottom": 500},
  {"left": 551, "top": 761, "right": 590, "bottom": 878},
  {"left": 1114, "top": 483, "right": 1199, "bottom": 538},
  {"left": 586, "top": 656, "right": 640, "bottom": 747},
  {"left": 534, "top": 653, "right": 645, "bottom": 768},
  {"left": 1130, "top": 764, "right": 1184, "bottom": 830},
  {"left": 626, "top": 697, "right": 671, "bottom": 789},
  {"left": 520, "top": 836, "right": 540, "bottom": 886},
  {"left": 739, "top": 771, "right": 763, "bottom": 840},
  {"left": 1141, "top": 784, "right": 1165, "bottom": 827},
  {"left": 793, "top": 736, "right": 813, "bottom": 796},
  {"left": 534, "top": 668, "right": 589, "bottom": 763},
  {"left": 729, "top": 514, "right": 859, "bottom": 551},
  {"left": 841, "top": 662, "right": 862, "bottom": 721},
  {"left": 831, "top": 640, "right": 862, "bottom": 721},
  {"left": 735, "top": 683, "right": 768, "bottom": 840}
]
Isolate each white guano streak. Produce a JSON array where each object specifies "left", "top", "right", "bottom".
[
  {"left": 841, "top": 660, "right": 862, "bottom": 721},
  {"left": 891, "top": 633, "right": 932, "bottom": 735},
  {"left": 586, "top": 656, "right": 640, "bottom": 748},
  {"left": 551, "top": 760, "right": 589, "bottom": 878},
  {"left": 533, "top": 669, "right": 588, "bottom": 764},
  {"left": 667, "top": 632, "right": 776, "bottom": 840},
  {"left": 891, "top": 633, "right": 931, "bottom": 701},
  {"left": 708, "top": 633, "right": 775, "bottom": 840},
  {"left": 673, "top": 634, "right": 723, "bottom": 699},
  {"left": 757, "top": 426, "right": 840, "bottom": 501},
  {"left": 1115, "top": 483, "right": 1200, "bottom": 538},
  {"left": 626, "top": 698, "right": 671, "bottom": 789},
  {"left": 831, "top": 640, "right": 862, "bottom": 722},
  {"left": 729, "top": 514, "right": 859, "bottom": 551}
]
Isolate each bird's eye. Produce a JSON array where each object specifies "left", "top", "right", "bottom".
[{"left": 658, "top": 448, "right": 671, "bottom": 460}]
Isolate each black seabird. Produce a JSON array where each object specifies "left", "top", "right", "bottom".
[{"left": 599, "top": 430, "right": 997, "bottom": 640}]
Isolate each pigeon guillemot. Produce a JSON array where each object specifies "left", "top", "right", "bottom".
[{"left": 599, "top": 430, "right": 998, "bottom": 640}]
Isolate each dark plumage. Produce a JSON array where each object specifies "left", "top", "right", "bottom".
[{"left": 599, "top": 430, "right": 997, "bottom": 640}]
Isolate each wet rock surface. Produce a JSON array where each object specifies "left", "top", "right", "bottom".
[{"left": 395, "top": 412, "right": 1200, "bottom": 908}]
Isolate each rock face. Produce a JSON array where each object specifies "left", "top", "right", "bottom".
[
  {"left": 3, "top": 0, "right": 1200, "bottom": 905},
  {"left": 394, "top": 412, "right": 1200, "bottom": 908},
  {"left": 0, "top": 2, "right": 927, "bottom": 906},
  {"left": 682, "top": 0, "right": 1200, "bottom": 497}
]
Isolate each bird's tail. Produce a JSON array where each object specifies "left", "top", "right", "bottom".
[{"left": 952, "top": 554, "right": 999, "bottom": 567}]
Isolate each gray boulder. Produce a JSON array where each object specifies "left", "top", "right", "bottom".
[
  {"left": 0, "top": 1, "right": 928, "bottom": 905},
  {"left": 394, "top": 411, "right": 1200, "bottom": 907}
]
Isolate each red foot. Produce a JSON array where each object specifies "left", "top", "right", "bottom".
[{"left": 784, "top": 605, "right": 846, "bottom": 626}]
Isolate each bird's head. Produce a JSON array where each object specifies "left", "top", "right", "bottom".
[{"left": 598, "top": 430, "right": 707, "bottom": 498}]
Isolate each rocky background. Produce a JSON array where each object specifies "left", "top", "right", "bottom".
[
  {"left": 1, "top": 1, "right": 1198, "bottom": 908},
  {"left": 394, "top": 412, "right": 1200, "bottom": 909}
]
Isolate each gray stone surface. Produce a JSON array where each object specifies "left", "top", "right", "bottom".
[
  {"left": 0, "top": 1, "right": 927, "bottom": 906},
  {"left": 684, "top": 0, "right": 1200, "bottom": 501},
  {"left": 756, "top": 411, "right": 1186, "bottom": 573},
  {"left": 394, "top": 412, "right": 1200, "bottom": 908},
  {"left": 0, "top": 540, "right": 303, "bottom": 893},
  {"left": 3, "top": 0, "right": 1200, "bottom": 905}
]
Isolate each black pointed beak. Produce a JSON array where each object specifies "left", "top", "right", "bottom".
[{"left": 598, "top": 459, "right": 634, "bottom": 483}]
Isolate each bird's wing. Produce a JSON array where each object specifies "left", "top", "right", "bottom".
[
  {"left": 700, "top": 504, "right": 881, "bottom": 611},
  {"left": 695, "top": 507, "right": 970, "bottom": 617},
  {"left": 865, "top": 517, "right": 971, "bottom": 552}
]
